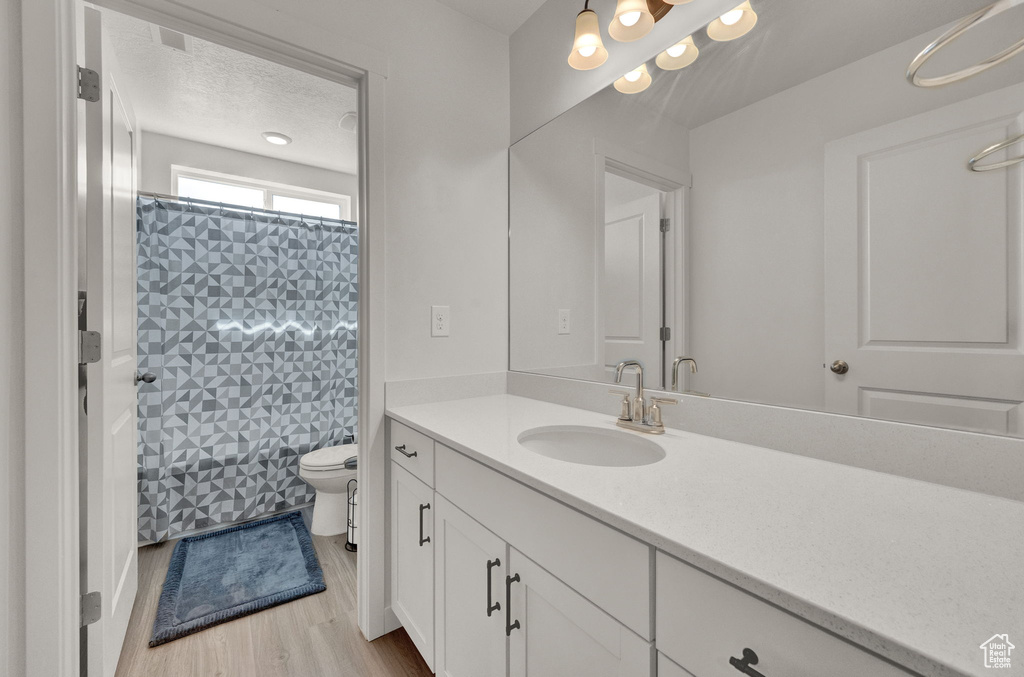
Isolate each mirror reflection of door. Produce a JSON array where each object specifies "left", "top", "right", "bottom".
[
  {"left": 602, "top": 172, "right": 664, "bottom": 386},
  {"left": 825, "top": 85, "right": 1024, "bottom": 436}
]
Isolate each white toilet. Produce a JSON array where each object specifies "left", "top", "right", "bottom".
[{"left": 299, "top": 443, "right": 358, "bottom": 536}]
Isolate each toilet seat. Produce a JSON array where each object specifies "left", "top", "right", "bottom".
[{"left": 300, "top": 443, "right": 358, "bottom": 472}]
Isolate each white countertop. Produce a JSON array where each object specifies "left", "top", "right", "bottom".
[{"left": 387, "top": 394, "right": 1024, "bottom": 677}]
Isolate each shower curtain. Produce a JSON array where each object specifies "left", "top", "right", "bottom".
[{"left": 136, "top": 196, "right": 358, "bottom": 542}]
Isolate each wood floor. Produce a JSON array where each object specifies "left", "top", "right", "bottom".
[{"left": 115, "top": 533, "right": 432, "bottom": 677}]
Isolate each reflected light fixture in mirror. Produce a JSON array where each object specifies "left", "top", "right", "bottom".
[
  {"left": 656, "top": 34, "right": 699, "bottom": 70},
  {"left": 568, "top": 2, "right": 609, "bottom": 70},
  {"left": 609, "top": 0, "right": 655, "bottom": 42},
  {"left": 707, "top": 1, "right": 758, "bottom": 41},
  {"left": 614, "top": 62, "right": 653, "bottom": 93}
]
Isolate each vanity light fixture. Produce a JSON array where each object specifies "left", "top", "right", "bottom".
[
  {"left": 262, "top": 131, "right": 292, "bottom": 146},
  {"left": 609, "top": 0, "right": 655, "bottom": 42},
  {"left": 614, "top": 63, "right": 652, "bottom": 93},
  {"left": 568, "top": 0, "right": 609, "bottom": 70},
  {"left": 707, "top": 1, "right": 757, "bottom": 41},
  {"left": 656, "top": 35, "right": 699, "bottom": 70}
]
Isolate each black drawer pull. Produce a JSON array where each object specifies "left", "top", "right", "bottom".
[
  {"left": 505, "top": 573, "right": 521, "bottom": 636},
  {"left": 730, "top": 648, "right": 766, "bottom": 677},
  {"left": 418, "top": 503, "right": 431, "bottom": 546},
  {"left": 486, "top": 558, "right": 501, "bottom": 617},
  {"left": 395, "top": 444, "right": 417, "bottom": 458}
]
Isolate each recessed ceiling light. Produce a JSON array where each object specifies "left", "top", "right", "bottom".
[{"left": 262, "top": 132, "right": 292, "bottom": 145}]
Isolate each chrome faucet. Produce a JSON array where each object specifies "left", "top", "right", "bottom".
[
  {"left": 615, "top": 360, "right": 645, "bottom": 422},
  {"left": 671, "top": 357, "right": 698, "bottom": 392},
  {"left": 610, "top": 360, "right": 676, "bottom": 434}
]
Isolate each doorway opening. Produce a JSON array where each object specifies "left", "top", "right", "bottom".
[{"left": 76, "top": 6, "right": 416, "bottom": 676}]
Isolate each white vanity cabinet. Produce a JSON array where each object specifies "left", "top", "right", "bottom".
[
  {"left": 433, "top": 496, "right": 507, "bottom": 677},
  {"left": 656, "top": 552, "right": 913, "bottom": 677},
  {"left": 390, "top": 437, "right": 435, "bottom": 670},
  {"left": 507, "top": 547, "right": 653, "bottom": 677}
]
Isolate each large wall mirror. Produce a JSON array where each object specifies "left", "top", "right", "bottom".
[{"left": 510, "top": 0, "right": 1024, "bottom": 437}]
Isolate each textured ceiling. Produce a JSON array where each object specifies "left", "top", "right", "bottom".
[
  {"left": 434, "top": 0, "right": 547, "bottom": 35},
  {"left": 103, "top": 10, "right": 358, "bottom": 175}
]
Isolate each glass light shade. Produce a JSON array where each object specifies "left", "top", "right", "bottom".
[
  {"left": 655, "top": 35, "right": 699, "bottom": 70},
  {"left": 707, "top": 1, "right": 757, "bottom": 41},
  {"left": 609, "top": 0, "right": 654, "bottom": 42},
  {"left": 614, "top": 63, "right": 652, "bottom": 93},
  {"left": 568, "top": 9, "right": 609, "bottom": 70}
]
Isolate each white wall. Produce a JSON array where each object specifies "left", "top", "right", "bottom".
[
  {"left": 687, "top": 20, "right": 1024, "bottom": 411},
  {"left": 510, "top": 89, "right": 687, "bottom": 374},
  {"left": 139, "top": 131, "right": 359, "bottom": 200},
  {"left": 1, "top": 0, "right": 25, "bottom": 673}
]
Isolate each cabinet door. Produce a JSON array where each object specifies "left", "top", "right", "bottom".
[
  {"left": 434, "top": 496, "right": 507, "bottom": 677},
  {"left": 508, "top": 548, "right": 652, "bottom": 677},
  {"left": 391, "top": 462, "right": 435, "bottom": 669}
]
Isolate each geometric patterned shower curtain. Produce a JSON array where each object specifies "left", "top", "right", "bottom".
[{"left": 136, "top": 196, "right": 358, "bottom": 542}]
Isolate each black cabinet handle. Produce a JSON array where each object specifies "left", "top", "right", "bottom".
[
  {"left": 395, "top": 444, "right": 417, "bottom": 458},
  {"left": 729, "top": 648, "right": 766, "bottom": 677},
  {"left": 486, "top": 558, "right": 501, "bottom": 617},
  {"left": 505, "top": 573, "right": 521, "bottom": 636},
  {"left": 418, "top": 503, "right": 431, "bottom": 546}
]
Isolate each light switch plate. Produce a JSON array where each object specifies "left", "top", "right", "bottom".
[
  {"left": 431, "top": 305, "right": 450, "bottom": 337},
  {"left": 558, "top": 309, "right": 570, "bottom": 335}
]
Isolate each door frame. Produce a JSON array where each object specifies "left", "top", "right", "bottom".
[
  {"left": 593, "top": 139, "right": 691, "bottom": 389},
  {"left": 21, "top": 2, "right": 390, "bottom": 674}
]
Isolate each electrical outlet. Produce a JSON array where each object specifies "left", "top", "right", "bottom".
[
  {"left": 431, "top": 305, "right": 450, "bottom": 337},
  {"left": 558, "top": 309, "right": 570, "bottom": 335}
]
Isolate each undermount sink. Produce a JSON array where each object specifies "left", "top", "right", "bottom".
[{"left": 517, "top": 425, "right": 666, "bottom": 467}]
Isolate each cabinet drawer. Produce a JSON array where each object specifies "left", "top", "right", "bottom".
[
  {"left": 390, "top": 419, "right": 435, "bottom": 487},
  {"left": 656, "top": 552, "right": 912, "bottom": 677},
  {"left": 436, "top": 444, "right": 652, "bottom": 639}
]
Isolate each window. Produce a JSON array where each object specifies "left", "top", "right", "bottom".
[{"left": 173, "top": 167, "right": 353, "bottom": 221}]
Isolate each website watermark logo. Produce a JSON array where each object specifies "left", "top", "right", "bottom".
[{"left": 980, "top": 634, "right": 1015, "bottom": 669}]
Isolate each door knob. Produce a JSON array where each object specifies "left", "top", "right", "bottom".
[
  {"left": 829, "top": 360, "right": 849, "bottom": 375},
  {"left": 134, "top": 372, "right": 157, "bottom": 385}
]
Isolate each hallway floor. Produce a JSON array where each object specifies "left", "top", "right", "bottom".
[{"left": 115, "top": 533, "right": 431, "bottom": 677}]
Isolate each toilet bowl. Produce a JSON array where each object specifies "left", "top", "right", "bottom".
[{"left": 299, "top": 443, "right": 358, "bottom": 536}]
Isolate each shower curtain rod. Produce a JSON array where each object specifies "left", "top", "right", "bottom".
[{"left": 136, "top": 190, "right": 357, "bottom": 228}]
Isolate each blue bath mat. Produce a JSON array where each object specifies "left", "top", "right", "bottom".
[{"left": 149, "top": 511, "right": 326, "bottom": 646}]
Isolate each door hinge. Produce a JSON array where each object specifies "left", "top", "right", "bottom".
[
  {"left": 660, "top": 218, "right": 670, "bottom": 233},
  {"left": 660, "top": 327, "right": 671, "bottom": 341},
  {"left": 77, "top": 66, "right": 100, "bottom": 102},
  {"left": 81, "top": 591, "right": 101, "bottom": 626},
  {"left": 79, "top": 330, "right": 102, "bottom": 365}
]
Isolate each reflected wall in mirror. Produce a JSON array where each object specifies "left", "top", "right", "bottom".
[{"left": 510, "top": 0, "right": 1024, "bottom": 436}]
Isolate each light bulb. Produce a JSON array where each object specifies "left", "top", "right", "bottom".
[
  {"left": 707, "top": 2, "right": 757, "bottom": 41},
  {"left": 666, "top": 44, "right": 687, "bottom": 58},
  {"left": 614, "top": 63, "right": 652, "bottom": 93},
  {"left": 568, "top": 8, "right": 608, "bottom": 70},
  {"left": 619, "top": 10, "right": 641, "bottom": 26},
  {"left": 262, "top": 132, "right": 292, "bottom": 145},
  {"left": 720, "top": 9, "right": 743, "bottom": 25}
]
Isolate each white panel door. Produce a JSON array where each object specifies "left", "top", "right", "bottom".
[
  {"left": 603, "top": 193, "right": 662, "bottom": 383},
  {"left": 391, "top": 462, "right": 435, "bottom": 669},
  {"left": 83, "top": 7, "right": 140, "bottom": 676},
  {"left": 507, "top": 548, "right": 651, "bottom": 677},
  {"left": 825, "top": 83, "right": 1024, "bottom": 435},
  {"left": 433, "top": 496, "right": 507, "bottom": 677}
]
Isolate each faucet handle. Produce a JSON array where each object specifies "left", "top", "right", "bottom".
[
  {"left": 650, "top": 397, "right": 677, "bottom": 405},
  {"left": 648, "top": 397, "right": 677, "bottom": 427},
  {"left": 608, "top": 389, "right": 632, "bottom": 421}
]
